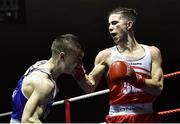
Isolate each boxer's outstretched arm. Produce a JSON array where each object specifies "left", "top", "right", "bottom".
[{"left": 73, "top": 49, "right": 110, "bottom": 93}]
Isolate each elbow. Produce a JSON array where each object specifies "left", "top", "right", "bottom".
[
  {"left": 156, "top": 77, "right": 164, "bottom": 95},
  {"left": 84, "top": 84, "right": 96, "bottom": 93},
  {"left": 21, "top": 118, "right": 28, "bottom": 123},
  {"left": 151, "top": 77, "right": 164, "bottom": 96},
  {"left": 155, "top": 88, "right": 162, "bottom": 96},
  {"left": 154, "top": 83, "right": 163, "bottom": 96},
  {"left": 21, "top": 117, "right": 32, "bottom": 123},
  {"left": 84, "top": 77, "right": 97, "bottom": 93},
  {"left": 158, "top": 83, "right": 163, "bottom": 94},
  {"left": 21, "top": 116, "right": 28, "bottom": 123},
  {"left": 85, "top": 90, "right": 94, "bottom": 94},
  {"left": 21, "top": 117, "right": 42, "bottom": 123}
]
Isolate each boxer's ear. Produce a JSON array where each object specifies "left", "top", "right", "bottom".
[{"left": 127, "top": 21, "right": 134, "bottom": 31}]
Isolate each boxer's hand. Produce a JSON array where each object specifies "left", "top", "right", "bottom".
[
  {"left": 132, "top": 73, "right": 145, "bottom": 88},
  {"left": 108, "top": 60, "right": 145, "bottom": 87},
  {"left": 72, "top": 64, "right": 86, "bottom": 81},
  {"left": 127, "top": 66, "right": 145, "bottom": 88},
  {"left": 108, "top": 60, "right": 128, "bottom": 84}
]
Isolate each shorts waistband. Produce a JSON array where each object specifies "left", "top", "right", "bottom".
[{"left": 109, "top": 102, "right": 153, "bottom": 116}]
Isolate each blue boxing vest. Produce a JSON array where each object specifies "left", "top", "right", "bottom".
[{"left": 11, "top": 60, "right": 57, "bottom": 121}]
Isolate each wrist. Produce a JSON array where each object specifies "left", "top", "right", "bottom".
[
  {"left": 132, "top": 74, "right": 145, "bottom": 88},
  {"left": 74, "top": 73, "right": 85, "bottom": 81}
]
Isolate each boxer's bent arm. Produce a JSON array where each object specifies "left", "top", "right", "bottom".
[
  {"left": 77, "top": 64, "right": 106, "bottom": 93},
  {"left": 141, "top": 46, "right": 164, "bottom": 96},
  {"left": 21, "top": 77, "right": 54, "bottom": 123},
  {"left": 77, "top": 50, "right": 109, "bottom": 93}
]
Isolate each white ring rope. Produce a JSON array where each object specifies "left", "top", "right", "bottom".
[
  {"left": 53, "top": 89, "right": 110, "bottom": 106},
  {"left": 0, "top": 89, "right": 110, "bottom": 117},
  {"left": 0, "top": 112, "right": 12, "bottom": 117}
]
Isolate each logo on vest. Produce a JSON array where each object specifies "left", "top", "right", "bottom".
[
  {"left": 128, "top": 62, "right": 142, "bottom": 65},
  {"left": 123, "top": 82, "right": 143, "bottom": 94}
]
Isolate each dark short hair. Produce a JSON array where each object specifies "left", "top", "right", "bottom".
[
  {"left": 51, "top": 34, "right": 85, "bottom": 57},
  {"left": 108, "top": 7, "right": 138, "bottom": 22}
]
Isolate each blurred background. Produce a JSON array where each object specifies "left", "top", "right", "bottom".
[{"left": 0, "top": 0, "right": 179, "bottom": 122}]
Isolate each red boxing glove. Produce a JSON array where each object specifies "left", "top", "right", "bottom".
[
  {"left": 72, "top": 64, "right": 86, "bottom": 81},
  {"left": 109, "top": 60, "right": 145, "bottom": 87},
  {"left": 108, "top": 60, "right": 130, "bottom": 84}
]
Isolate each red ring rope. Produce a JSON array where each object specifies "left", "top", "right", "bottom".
[
  {"left": 159, "top": 71, "right": 180, "bottom": 116},
  {"left": 158, "top": 108, "right": 180, "bottom": 115},
  {"left": 164, "top": 71, "right": 180, "bottom": 78}
]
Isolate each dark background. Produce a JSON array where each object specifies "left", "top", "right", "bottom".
[{"left": 0, "top": 0, "right": 180, "bottom": 123}]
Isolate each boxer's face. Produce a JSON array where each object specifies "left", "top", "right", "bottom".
[
  {"left": 108, "top": 14, "right": 128, "bottom": 44},
  {"left": 65, "top": 48, "right": 84, "bottom": 73}
]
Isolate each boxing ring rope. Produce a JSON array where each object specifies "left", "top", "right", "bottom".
[
  {"left": 0, "top": 71, "right": 180, "bottom": 122},
  {"left": 163, "top": 71, "right": 180, "bottom": 78},
  {"left": 158, "top": 108, "right": 180, "bottom": 115}
]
